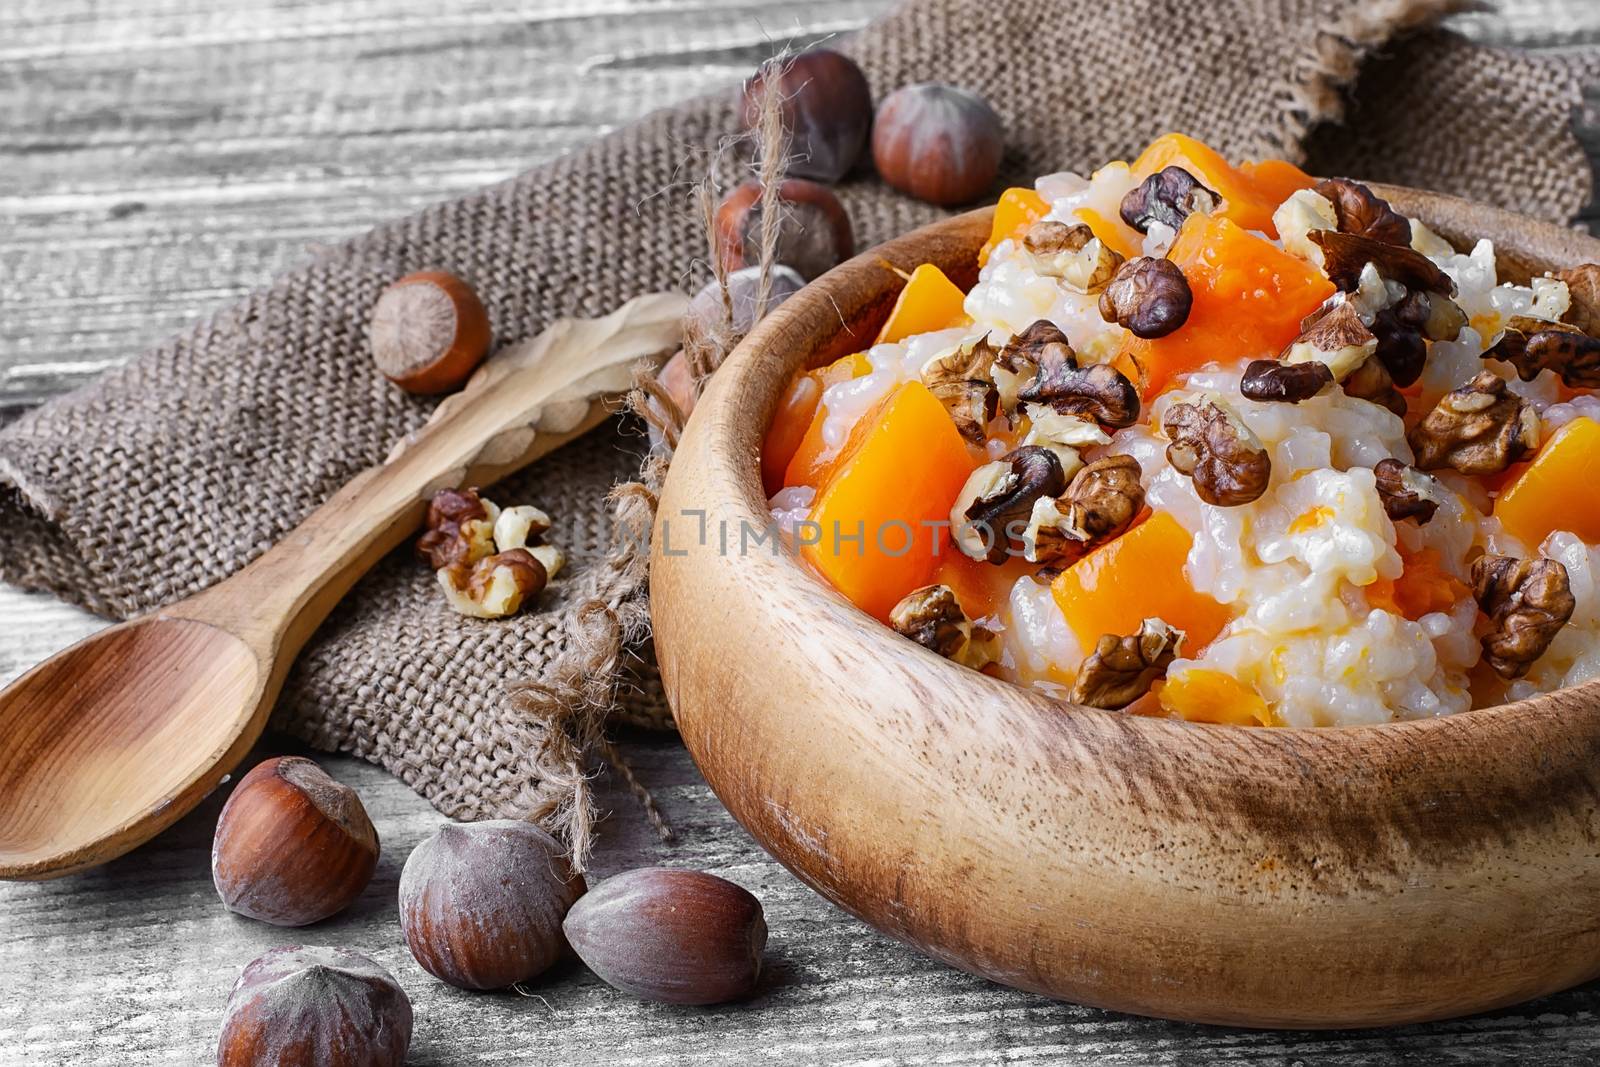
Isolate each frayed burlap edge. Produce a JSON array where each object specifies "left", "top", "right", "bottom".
[{"left": 1263, "top": 0, "right": 1477, "bottom": 163}]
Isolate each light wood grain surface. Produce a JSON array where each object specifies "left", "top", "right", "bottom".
[{"left": 2, "top": 0, "right": 1599, "bottom": 1063}]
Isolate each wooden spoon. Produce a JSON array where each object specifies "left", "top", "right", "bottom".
[{"left": 0, "top": 293, "right": 683, "bottom": 880}]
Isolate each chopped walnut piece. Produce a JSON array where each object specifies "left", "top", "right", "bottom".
[
  {"left": 990, "top": 320, "right": 1068, "bottom": 411},
  {"left": 1485, "top": 315, "right": 1600, "bottom": 389},
  {"left": 1471, "top": 555, "right": 1576, "bottom": 679},
  {"left": 1063, "top": 454, "right": 1145, "bottom": 542},
  {"left": 438, "top": 548, "right": 548, "bottom": 619},
  {"left": 1410, "top": 219, "right": 1456, "bottom": 258},
  {"left": 1098, "top": 256, "right": 1193, "bottom": 339},
  {"left": 1341, "top": 354, "right": 1407, "bottom": 416},
  {"left": 417, "top": 487, "right": 499, "bottom": 570},
  {"left": 1016, "top": 343, "right": 1141, "bottom": 428},
  {"left": 1310, "top": 229, "right": 1454, "bottom": 296},
  {"left": 1240, "top": 358, "right": 1334, "bottom": 404},
  {"left": 889, "top": 584, "right": 1000, "bottom": 669},
  {"left": 1408, "top": 370, "right": 1540, "bottom": 475},
  {"left": 951, "top": 446, "right": 1069, "bottom": 563},
  {"left": 1021, "top": 454, "right": 1144, "bottom": 564},
  {"left": 921, "top": 339, "right": 1002, "bottom": 442},
  {"left": 934, "top": 378, "right": 1000, "bottom": 443},
  {"left": 997, "top": 319, "right": 1070, "bottom": 371},
  {"left": 1373, "top": 459, "right": 1443, "bottom": 525},
  {"left": 1019, "top": 404, "right": 1109, "bottom": 480},
  {"left": 1023, "top": 220, "right": 1125, "bottom": 294},
  {"left": 1556, "top": 264, "right": 1600, "bottom": 337},
  {"left": 1119, "top": 167, "right": 1220, "bottom": 234},
  {"left": 1281, "top": 300, "right": 1377, "bottom": 380},
  {"left": 492, "top": 505, "right": 553, "bottom": 551},
  {"left": 1272, "top": 189, "right": 1338, "bottom": 265},
  {"left": 1069, "top": 618, "right": 1183, "bottom": 710},
  {"left": 1310, "top": 178, "right": 1412, "bottom": 246},
  {"left": 1161, "top": 396, "right": 1271, "bottom": 506}
]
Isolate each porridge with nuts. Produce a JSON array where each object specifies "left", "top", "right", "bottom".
[{"left": 761, "top": 133, "right": 1600, "bottom": 727}]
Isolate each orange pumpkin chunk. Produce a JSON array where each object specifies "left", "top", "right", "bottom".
[
  {"left": 875, "top": 264, "right": 971, "bottom": 345},
  {"left": 1366, "top": 545, "right": 1470, "bottom": 621},
  {"left": 1157, "top": 669, "right": 1275, "bottom": 726},
  {"left": 934, "top": 551, "right": 1036, "bottom": 621},
  {"left": 1114, "top": 213, "right": 1334, "bottom": 397},
  {"left": 980, "top": 187, "right": 1049, "bottom": 266},
  {"left": 762, "top": 372, "right": 822, "bottom": 496},
  {"left": 803, "top": 382, "right": 979, "bottom": 622},
  {"left": 1494, "top": 416, "right": 1600, "bottom": 549},
  {"left": 780, "top": 351, "right": 874, "bottom": 490},
  {"left": 1051, "top": 511, "right": 1231, "bottom": 653}
]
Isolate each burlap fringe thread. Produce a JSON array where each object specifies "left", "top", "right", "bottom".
[{"left": 501, "top": 52, "right": 797, "bottom": 872}]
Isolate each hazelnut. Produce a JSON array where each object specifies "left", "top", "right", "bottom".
[
  {"left": 211, "top": 756, "right": 379, "bottom": 927},
  {"left": 398, "top": 820, "right": 586, "bottom": 990},
  {"left": 686, "top": 264, "right": 806, "bottom": 346},
  {"left": 217, "top": 945, "right": 412, "bottom": 1067},
  {"left": 715, "top": 179, "right": 854, "bottom": 282},
  {"left": 369, "top": 270, "right": 491, "bottom": 394},
  {"left": 741, "top": 49, "right": 872, "bottom": 183},
  {"left": 563, "top": 867, "right": 767, "bottom": 1005},
  {"left": 871, "top": 83, "right": 1005, "bottom": 207}
]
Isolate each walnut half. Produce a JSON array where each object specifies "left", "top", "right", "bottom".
[
  {"left": 1471, "top": 555, "right": 1575, "bottom": 679},
  {"left": 1161, "top": 395, "right": 1272, "bottom": 507},
  {"left": 889, "top": 584, "right": 999, "bottom": 669},
  {"left": 1373, "top": 459, "right": 1444, "bottom": 525},
  {"left": 1070, "top": 618, "right": 1183, "bottom": 709},
  {"left": 1407, "top": 371, "right": 1539, "bottom": 475}
]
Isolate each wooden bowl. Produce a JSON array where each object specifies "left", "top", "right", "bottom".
[{"left": 651, "top": 186, "right": 1600, "bottom": 1028}]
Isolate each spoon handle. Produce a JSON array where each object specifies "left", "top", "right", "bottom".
[{"left": 165, "top": 293, "right": 684, "bottom": 659}]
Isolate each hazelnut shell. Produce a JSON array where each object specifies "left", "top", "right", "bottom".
[
  {"left": 871, "top": 83, "right": 1005, "bottom": 207},
  {"left": 740, "top": 49, "right": 873, "bottom": 183},
  {"left": 714, "top": 179, "right": 854, "bottom": 281},
  {"left": 217, "top": 945, "right": 412, "bottom": 1067},
  {"left": 370, "top": 269, "right": 492, "bottom": 394},
  {"left": 212, "top": 756, "right": 379, "bottom": 927},
  {"left": 398, "top": 819, "right": 586, "bottom": 990},
  {"left": 563, "top": 866, "right": 767, "bottom": 1005}
]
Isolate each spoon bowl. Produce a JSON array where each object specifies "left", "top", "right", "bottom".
[{"left": 0, "top": 617, "right": 262, "bottom": 878}]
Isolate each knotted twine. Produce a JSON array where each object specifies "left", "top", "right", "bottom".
[{"left": 1, "top": 0, "right": 1595, "bottom": 867}]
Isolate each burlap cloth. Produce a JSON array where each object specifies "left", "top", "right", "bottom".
[{"left": 2, "top": 0, "right": 1596, "bottom": 827}]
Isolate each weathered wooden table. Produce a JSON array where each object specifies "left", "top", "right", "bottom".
[{"left": 4, "top": 1, "right": 1600, "bottom": 1062}]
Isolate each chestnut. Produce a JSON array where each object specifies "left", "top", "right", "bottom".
[
  {"left": 563, "top": 867, "right": 767, "bottom": 1005},
  {"left": 212, "top": 756, "right": 379, "bottom": 927},
  {"left": 398, "top": 819, "right": 586, "bottom": 990},
  {"left": 741, "top": 48, "right": 872, "bottom": 183},
  {"left": 217, "top": 945, "right": 412, "bottom": 1067},
  {"left": 714, "top": 179, "right": 854, "bottom": 282},
  {"left": 370, "top": 269, "right": 491, "bottom": 394},
  {"left": 871, "top": 83, "right": 1004, "bottom": 207}
]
